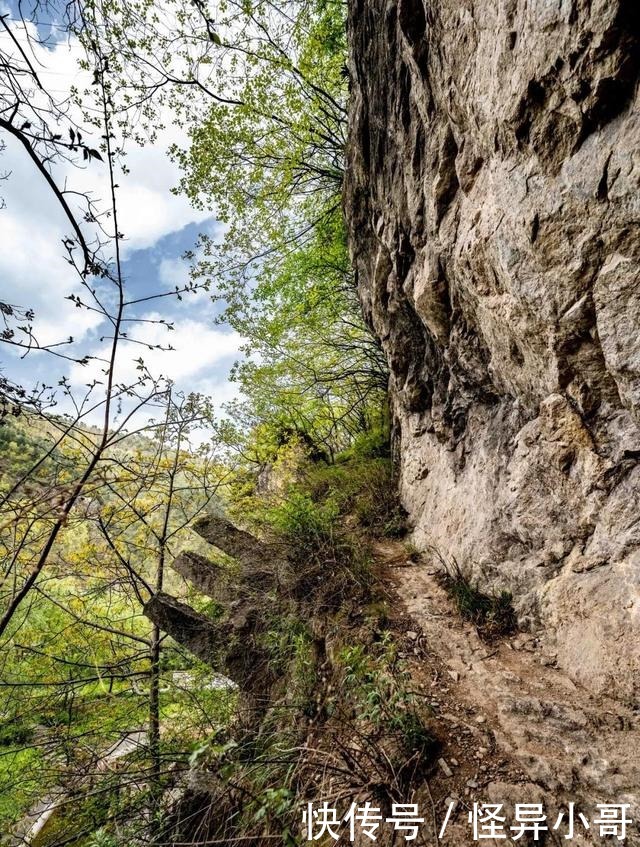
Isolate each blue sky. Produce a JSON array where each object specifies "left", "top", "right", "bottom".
[{"left": 0, "top": 7, "right": 244, "bottom": 429}]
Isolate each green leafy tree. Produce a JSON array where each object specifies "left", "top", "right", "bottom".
[{"left": 76, "top": 0, "right": 387, "bottom": 456}]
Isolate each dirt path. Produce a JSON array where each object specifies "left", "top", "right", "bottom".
[{"left": 375, "top": 540, "right": 640, "bottom": 846}]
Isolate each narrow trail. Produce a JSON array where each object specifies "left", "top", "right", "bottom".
[{"left": 374, "top": 540, "right": 640, "bottom": 845}]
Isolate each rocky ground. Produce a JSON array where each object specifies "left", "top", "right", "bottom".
[{"left": 376, "top": 539, "right": 640, "bottom": 846}]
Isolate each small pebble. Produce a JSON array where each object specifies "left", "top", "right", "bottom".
[
  {"left": 444, "top": 796, "right": 459, "bottom": 812},
  {"left": 438, "top": 757, "right": 453, "bottom": 777}
]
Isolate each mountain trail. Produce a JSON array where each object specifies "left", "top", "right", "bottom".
[{"left": 374, "top": 540, "right": 640, "bottom": 845}]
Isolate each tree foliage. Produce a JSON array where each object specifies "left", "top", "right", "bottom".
[
  {"left": 0, "top": 396, "right": 233, "bottom": 843},
  {"left": 0, "top": 0, "right": 394, "bottom": 842},
  {"left": 75, "top": 0, "right": 388, "bottom": 458}
]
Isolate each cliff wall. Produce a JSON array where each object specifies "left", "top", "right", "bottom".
[{"left": 345, "top": 0, "right": 640, "bottom": 700}]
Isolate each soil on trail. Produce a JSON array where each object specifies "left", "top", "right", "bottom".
[{"left": 374, "top": 540, "right": 640, "bottom": 846}]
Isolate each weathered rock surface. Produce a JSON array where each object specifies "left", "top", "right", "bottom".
[
  {"left": 171, "top": 551, "right": 223, "bottom": 598},
  {"left": 345, "top": 0, "right": 640, "bottom": 700},
  {"left": 145, "top": 592, "right": 223, "bottom": 666},
  {"left": 192, "top": 514, "right": 280, "bottom": 578},
  {"left": 144, "top": 516, "right": 287, "bottom": 703}
]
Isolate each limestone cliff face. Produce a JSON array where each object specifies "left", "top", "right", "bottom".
[{"left": 344, "top": 0, "right": 640, "bottom": 701}]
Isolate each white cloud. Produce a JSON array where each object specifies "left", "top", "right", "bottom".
[
  {"left": 109, "top": 143, "right": 211, "bottom": 256},
  {"left": 0, "top": 16, "right": 212, "bottom": 355},
  {"left": 68, "top": 313, "right": 242, "bottom": 391},
  {"left": 0, "top": 197, "right": 104, "bottom": 348},
  {"left": 190, "top": 374, "right": 241, "bottom": 409},
  {"left": 61, "top": 313, "right": 243, "bottom": 432},
  {"left": 158, "top": 256, "right": 191, "bottom": 291},
  {"left": 0, "top": 12, "right": 247, "bottom": 431}
]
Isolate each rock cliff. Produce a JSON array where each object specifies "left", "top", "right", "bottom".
[{"left": 344, "top": 0, "right": 640, "bottom": 701}]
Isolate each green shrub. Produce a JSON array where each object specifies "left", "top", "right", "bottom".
[
  {"left": 302, "top": 457, "right": 406, "bottom": 538},
  {"left": 268, "top": 492, "right": 341, "bottom": 563},
  {"left": 262, "top": 616, "right": 316, "bottom": 708},
  {"left": 87, "top": 830, "right": 119, "bottom": 847},
  {"left": 339, "top": 634, "right": 435, "bottom": 761},
  {"left": 336, "top": 426, "right": 391, "bottom": 462},
  {"left": 351, "top": 460, "right": 406, "bottom": 536},
  {"left": 340, "top": 636, "right": 411, "bottom": 725},
  {"left": 267, "top": 491, "right": 371, "bottom": 609},
  {"left": 0, "top": 746, "right": 43, "bottom": 828}
]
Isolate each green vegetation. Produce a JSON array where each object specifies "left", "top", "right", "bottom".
[
  {"left": 437, "top": 558, "right": 518, "bottom": 641},
  {"left": 0, "top": 0, "right": 404, "bottom": 844},
  {"left": 136, "top": 440, "right": 430, "bottom": 847},
  {"left": 340, "top": 634, "right": 435, "bottom": 762},
  {"left": 173, "top": 0, "right": 388, "bottom": 463},
  {"left": 0, "top": 409, "right": 235, "bottom": 842},
  {"left": 0, "top": 403, "right": 411, "bottom": 846},
  {"left": 231, "top": 425, "right": 403, "bottom": 538}
]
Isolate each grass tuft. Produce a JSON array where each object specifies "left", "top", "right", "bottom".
[{"left": 436, "top": 557, "right": 518, "bottom": 641}]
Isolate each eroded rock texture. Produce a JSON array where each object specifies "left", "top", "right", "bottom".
[
  {"left": 345, "top": 0, "right": 640, "bottom": 700},
  {"left": 144, "top": 515, "right": 286, "bottom": 708}
]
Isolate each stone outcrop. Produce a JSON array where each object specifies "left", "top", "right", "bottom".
[
  {"left": 144, "top": 514, "right": 287, "bottom": 704},
  {"left": 344, "top": 0, "right": 640, "bottom": 700}
]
